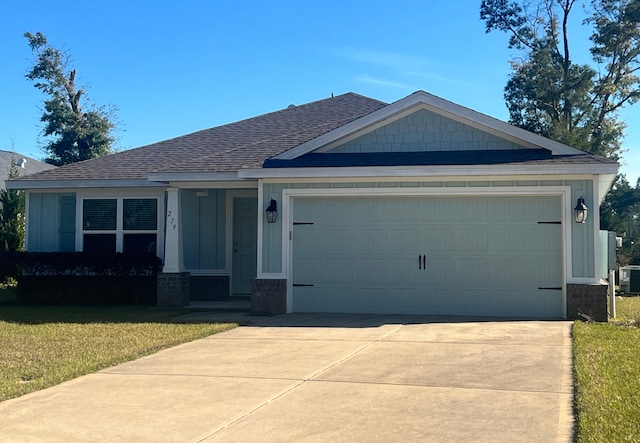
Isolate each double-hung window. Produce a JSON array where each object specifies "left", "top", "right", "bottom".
[{"left": 83, "top": 198, "right": 158, "bottom": 255}]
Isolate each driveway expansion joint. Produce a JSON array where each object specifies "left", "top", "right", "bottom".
[{"left": 190, "top": 324, "right": 405, "bottom": 442}]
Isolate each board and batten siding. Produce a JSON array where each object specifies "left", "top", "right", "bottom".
[
  {"left": 27, "top": 192, "right": 76, "bottom": 252},
  {"left": 327, "top": 109, "right": 529, "bottom": 153},
  {"left": 181, "top": 189, "right": 226, "bottom": 270},
  {"left": 261, "top": 179, "right": 596, "bottom": 279}
]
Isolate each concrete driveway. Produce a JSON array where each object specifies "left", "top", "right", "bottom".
[{"left": 0, "top": 314, "right": 574, "bottom": 442}]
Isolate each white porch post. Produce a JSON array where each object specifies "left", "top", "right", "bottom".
[{"left": 163, "top": 187, "right": 184, "bottom": 273}]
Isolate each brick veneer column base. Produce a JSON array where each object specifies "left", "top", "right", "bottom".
[
  {"left": 567, "top": 283, "right": 608, "bottom": 322},
  {"left": 157, "top": 272, "right": 191, "bottom": 307},
  {"left": 251, "top": 279, "right": 287, "bottom": 315}
]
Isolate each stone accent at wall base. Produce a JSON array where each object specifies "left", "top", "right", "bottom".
[
  {"left": 567, "top": 283, "right": 608, "bottom": 322},
  {"left": 157, "top": 272, "right": 190, "bottom": 307},
  {"left": 251, "top": 279, "right": 286, "bottom": 315},
  {"left": 190, "top": 276, "right": 230, "bottom": 301}
]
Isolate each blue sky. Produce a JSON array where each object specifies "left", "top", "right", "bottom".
[{"left": 1, "top": 0, "right": 638, "bottom": 183}]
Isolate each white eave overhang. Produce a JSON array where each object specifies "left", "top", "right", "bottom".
[
  {"left": 146, "top": 171, "right": 255, "bottom": 183},
  {"left": 6, "top": 178, "right": 166, "bottom": 190},
  {"left": 274, "top": 91, "right": 585, "bottom": 160},
  {"left": 239, "top": 162, "right": 619, "bottom": 179}
]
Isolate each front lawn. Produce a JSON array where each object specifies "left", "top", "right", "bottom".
[
  {"left": 0, "top": 287, "right": 236, "bottom": 402},
  {"left": 573, "top": 296, "right": 640, "bottom": 442}
]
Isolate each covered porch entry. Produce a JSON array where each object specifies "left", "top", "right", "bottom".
[{"left": 160, "top": 187, "right": 258, "bottom": 305}]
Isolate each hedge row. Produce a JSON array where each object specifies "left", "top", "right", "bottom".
[
  {"left": 0, "top": 251, "right": 162, "bottom": 280},
  {"left": 0, "top": 252, "right": 163, "bottom": 305}
]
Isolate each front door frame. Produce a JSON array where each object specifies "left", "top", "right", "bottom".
[{"left": 227, "top": 190, "right": 258, "bottom": 295}]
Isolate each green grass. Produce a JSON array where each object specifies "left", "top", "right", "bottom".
[
  {"left": 573, "top": 296, "right": 640, "bottom": 442},
  {"left": 0, "top": 286, "right": 236, "bottom": 402}
]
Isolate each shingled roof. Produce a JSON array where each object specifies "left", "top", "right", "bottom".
[
  {"left": 10, "top": 90, "right": 618, "bottom": 186},
  {"left": 18, "top": 93, "right": 387, "bottom": 182},
  {"left": 0, "top": 151, "right": 55, "bottom": 188}
]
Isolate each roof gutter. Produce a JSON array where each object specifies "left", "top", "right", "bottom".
[
  {"left": 6, "top": 179, "right": 166, "bottom": 190},
  {"left": 146, "top": 172, "right": 246, "bottom": 182},
  {"left": 238, "top": 163, "right": 620, "bottom": 179}
]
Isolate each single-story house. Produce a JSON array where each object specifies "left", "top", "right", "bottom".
[{"left": 8, "top": 91, "right": 618, "bottom": 320}]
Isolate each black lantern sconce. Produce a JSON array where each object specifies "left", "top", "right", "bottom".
[
  {"left": 574, "top": 196, "right": 588, "bottom": 224},
  {"left": 266, "top": 199, "right": 278, "bottom": 223}
]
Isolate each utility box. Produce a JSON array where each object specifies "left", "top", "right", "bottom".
[
  {"left": 620, "top": 266, "right": 640, "bottom": 294},
  {"left": 599, "top": 231, "right": 619, "bottom": 280}
]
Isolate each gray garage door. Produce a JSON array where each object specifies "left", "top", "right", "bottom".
[{"left": 292, "top": 195, "right": 563, "bottom": 318}]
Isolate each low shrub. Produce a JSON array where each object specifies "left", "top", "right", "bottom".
[{"left": 0, "top": 252, "right": 162, "bottom": 305}]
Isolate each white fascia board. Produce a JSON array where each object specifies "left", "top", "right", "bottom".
[
  {"left": 6, "top": 179, "right": 164, "bottom": 190},
  {"left": 274, "top": 90, "right": 584, "bottom": 160},
  {"left": 168, "top": 180, "right": 258, "bottom": 189},
  {"left": 239, "top": 162, "right": 619, "bottom": 179},
  {"left": 598, "top": 173, "right": 617, "bottom": 203},
  {"left": 147, "top": 172, "right": 242, "bottom": 182}
]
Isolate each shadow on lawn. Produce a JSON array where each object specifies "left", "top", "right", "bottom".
[{"left": 0, "top": 286, "right": 189, "bottom": 325}]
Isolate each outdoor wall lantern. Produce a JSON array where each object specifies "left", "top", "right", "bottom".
[
  {"left": 574, "top": 196, "right": 588, "bottom": 224},
  {"left": 266, "top": 199, "right": 278, "bottom": 223}
]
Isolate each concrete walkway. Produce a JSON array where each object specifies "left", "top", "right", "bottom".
[{"left": 0, "top": 314, "right": 574, "bottom": 442}]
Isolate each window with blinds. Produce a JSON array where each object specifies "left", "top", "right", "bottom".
[
  {"left": 81, "top": 197, "right": 159, "bottom": 256},
  {"left": 83, "top": 199, "right": 117, "bottom": 230},
  {"left": 123, "top": 199, "right": 157, "bottom": 230}
]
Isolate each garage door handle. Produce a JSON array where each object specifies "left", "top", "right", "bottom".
[
  {"left": 293, "top": 283, "right": 314, "bottom": 287},
  {"left": 538, "top": 287, "right": 562, "bottom": 290},
  {"left": 419, "top": 254, "right": 426, "bottom": 270}
]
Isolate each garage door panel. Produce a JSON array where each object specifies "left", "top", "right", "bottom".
[
  {"left": 492, "top": 226, "right": 562, "bottom": 252},
  {"left": 418, "top": 199, "right": 456, "bottom": 221},
  {"left": 455, "top": 229, "right": 489, "bottom": 251},
  {"left": 354, "top": 258, "right": 392, "bottom": 284},
  {"left": 385, "top": 228, "right": 421, "bottom": 252},
  {"left": 353, "top": 288, "right": 395, "bottom": 313},
  {"left": 420, "top": 228, "right": 455, "bottom": 252},
  {"left": 293, "top": 286, "right": 352, "bottom": 312},
  {"left": 295, "top": 227, "right": 354, "bottom": 253},
  {"left": 353, "top": 229, "right": 392, "bottom": 252},
  {"left": 454, "top": 198, "right": 490, "bottom": 222},
  {"left": 292, "top": 195, "right": 563, "bottom": 318},
  {"left": 294, "top": 257, "right": 353, "bottom": 283},
  {"left": 454, "top": 259, "right": 490, "bottom": 284}
]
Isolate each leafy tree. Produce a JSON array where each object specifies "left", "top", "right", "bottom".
[
  {"left": 600, "top": 175, "right": 640, "bottom": 264},
  {"left": 480, "top": 0, "right": 640, "bottom": 159},
  {"left": 0, "top": 162, "right": 25, "bottom": 252},
  {"left": 25, "top": 32, "right": 116, "bottom": 166},
  {"left": 481, "top": 0, "right": 640, "bottom": 264}
]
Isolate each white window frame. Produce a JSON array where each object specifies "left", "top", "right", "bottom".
[{"left": 76, "top": 190, "right": 165, "bottom": 259}]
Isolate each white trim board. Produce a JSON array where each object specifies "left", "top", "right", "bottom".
[
  {"left": 239, "top": 163, "right": 618, "bottom": 180},
  {"left": 167, "top": 181, "right": 258, "bottom": 189},
  {"left": 148, "top": 172, "right": 243, "bottom": 182},
  {"left": 8, "top": 179, "right": 165, "bottom": 190}
]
